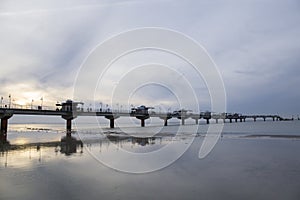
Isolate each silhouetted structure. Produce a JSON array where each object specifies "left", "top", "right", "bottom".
[{"left": 0, "top": 99, "right": 290, "bottom": 139}]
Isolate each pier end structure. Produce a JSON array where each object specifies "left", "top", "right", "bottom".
[
  {"left": 130, "top": 105, "right": 153, "bottom": 127},
  {"left": 57, "top": 100, "right": 83, "bottom": 136},
  {"left": 201, "top": 111, "right": 212, "bottom": 124}
]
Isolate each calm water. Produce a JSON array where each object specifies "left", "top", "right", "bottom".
[{"left": 1, "top": 120, "right": 300, "bottom": 200}]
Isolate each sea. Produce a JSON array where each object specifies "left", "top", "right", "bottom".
[{"left": 1, "top": 118, "right": 300, "bottom": 200}]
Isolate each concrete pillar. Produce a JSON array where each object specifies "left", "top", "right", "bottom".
[
  {"left": 254, "top": 117, "right": 256, "bottom": 122},
  {"left": 229, "top": 118, "right": 232, "bottom": 123},
  {"left": 0, "top": 133, "right": 7, "bottom": 142},
  {"left": 62, "top": 115, "right": 76, "bottom": 137},
  {"left": 66, "top": 119, "right": 72, "bottom": 137},
  {"left": 164, "top": 118, "right": 168, "bottom": 126},
  {"left": 105, "top": 116, "right": 119, "bottom": 129},
  {"left": 110, "top": 118, "right": 114, "bottom": 128},
  {"left": 273, "top": 117, "right": 275, "bottom": 121},
  {"left": 0, "top": 118, "right": 8, "bottom": 142},
  {"left": 141, "top": 119, "right": 145, "bottom": 127},
  {"left": 235, "top": 118, "right": 238, "bottom": 123},
  {"left": 1, "top": 118, "right": 8, "bottom": 133},
  {"left": 243, "top": 118, "right": 246, "bottom": 122},
  {"left": 223, "top": 119, "right": 226, "bottom": 123},
  {"left": 216, "top": 119, "right": 218, "bottom": 123},
  {"left": 240, "top": 118, "right": 243, "bottom": 122},
  {"left": 181, "top": 118, "right": 185, "bottom": 125},
  {"left": 0, "top": 117, "right": 11, "bottom": 142},
  {"left": 263, "top": 117, "right": 266, "bottom": 121},
  {"left": 195, "top": 119, "right": 199, "bottom": 125},
  {"left": 206, "top": 119, "right": 210, "bottom": 124}
]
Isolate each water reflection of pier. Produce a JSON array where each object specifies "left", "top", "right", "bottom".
[
  {"left": 0, "top": 136, "right": 83, "bottom": 155},
  {"left": 1, "top": 135, "right": 162, "bottom": 154},
  {"left": 106, "top": 135, "right": 159, "bottom": 147},
  {"left": 0, "top": 136, "right": 84, "bottom": 167},
  {"left": 0, "top": 135, "right": 164, "bottom": 167}
]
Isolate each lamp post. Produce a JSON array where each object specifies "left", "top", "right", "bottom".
[
  {"left": 8, "top": 94, "right": 11, "bottom": 109},
  {"left": 116, "top": 103, "right": 119, "bottom": 113},
  {"left": 40, "top": 97, "right": 43, "bottom": 108},
  {"left": 31, "top": 99, "right": 34, "bottom": 109}
]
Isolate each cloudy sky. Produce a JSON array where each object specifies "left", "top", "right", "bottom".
[{"left": 0, "top": 0, "right": 300, "bottom": 116}]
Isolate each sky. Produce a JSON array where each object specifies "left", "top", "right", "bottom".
[{"left": 0, "top": 0, "right": 300, "bottom": 116}]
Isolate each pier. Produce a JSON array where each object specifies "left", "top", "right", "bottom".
[{"left": 0, "top": 100, "right": 290, "bottom": 142}]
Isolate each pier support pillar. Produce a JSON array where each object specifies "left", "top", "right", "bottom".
[
  {"left": 244, "top": 118, "right": 246, "bottom": 122},
  {"left": 1, "top": 118, "right": 8, "bottom": 134},
  {"left": 235, "top": 119, "right": 238, "bottom": 123},
  {"left": 164, "top": 118, "right": 168, "bottom": 126},
  {"left": 136, "top": 116, "right": 149, "bottom": 127},
  {"left": 240, "top": 118, "right": 243, "bottom": 122},
  {"left": 254, "top": 118, "right": 256, "bottom": 122},
  {"left": 229, "top": 119, "right": 232, "bottom": 123},
  {"left": 0, "top": 118, "right": 8, "bottom": 142},
  {"left": 110, "top": 118, "right": 114, "bottom": 128},
  {"left": 181, "top": 118, "right": 185, "bottom": 125},
  {"left": 160, "top": 116, "right": 171, "bottom": 127},
  {"left": 0, "top": 115, "right": 12, "bottom": 142},
  {"left": 66, "top": 119, "right": 72, "bottom": 137},
  {"left": 216, "top": 119, "right": 218, "bottom": 123},
  {"left": 272, "top": 117, "right": 275, "bottom": 121},
  {"left": 62, "top": 115, "right": 76, "bottom": 137},
  {"left": 141, "top": 119, "right": 145, "bottom": 127},
  {"left": 263, "top": 117, "right": 266, "bottom": 121},
  {"left": 195, "top": 119, "right": 199, "bottom": 125},
  {"left": 0, "top": 133, "right": 7, "bottom": 142},
  {"left": 223, "top": 119, "right": 226, "bottom": 123},
  {"left": 206, "top": 119, "right": 210, "bottom": 124},
  {"left": 105, "top": 115, "right": 119, "bottom": 129}
]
